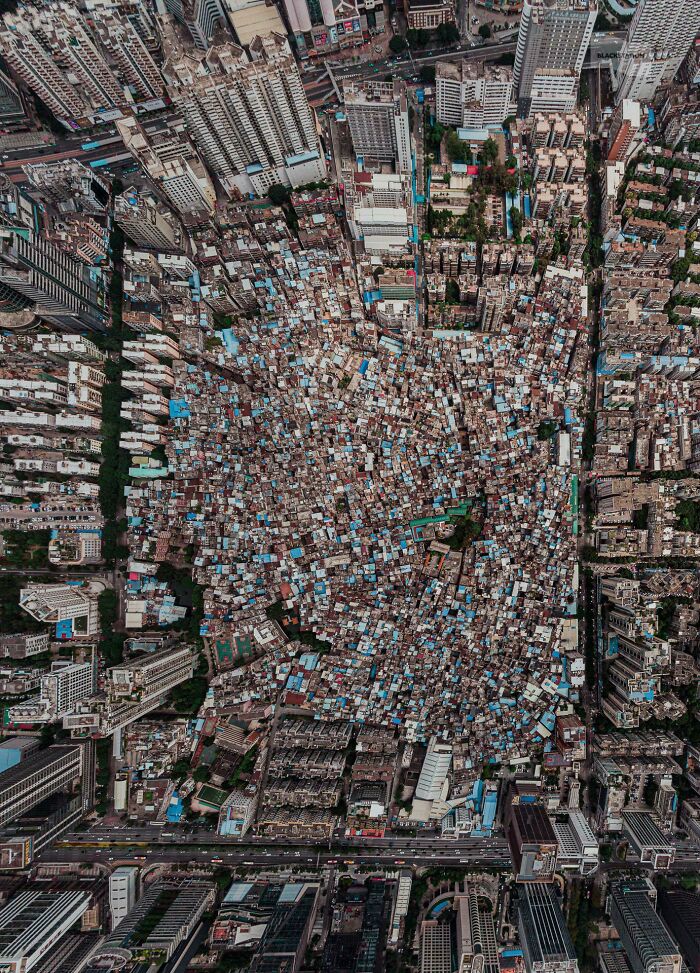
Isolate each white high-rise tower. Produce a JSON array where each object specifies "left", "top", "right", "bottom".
[
  {"left": 615, "top": 0, "right": 700, "bottom": 102},
  {"left": 513, "top": 0, "right": 597, "bottom": 116},
  {"left": 164, "top": 33, "right": 327, "bottom": 196},
  {"left": 343, "top": 79, "right": 411, "bottom": 173}
]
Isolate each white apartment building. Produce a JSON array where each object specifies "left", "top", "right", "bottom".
[
  {"left": 550, "top": 809, "right": 599, "bottom": 876},
  {"left": 218, "top": 788, "right": 257, "bottom": 836},
  {"left": 55, "top": 412, "right": 101, "bottom": 431},
  {"left": 0, "top": 633, "right": 50, "bottom": 660},
  {"left": 0, "top": 228, "right": 106, "bottom": 332},
  {"left": 158, "top": 156, "right": 217, "bottom": 216},
  {"left": 48, "top": 528, "right": 103, "bottom": 565},
  {"left": 19, "top": 581, "right": 102, "bottom": 638},
  {"left": 529, "top": 70, "right": 578, "bottom": 115},
  {"left": 420, "top": 920, "right": 452, "bottom": 973},
  {"left": 415, "top": 737, "right": 452, "bottom": 803},
  {"left": 42, "top": 660, "right": 96, "bottom": 717},
  {"left": 109, "top": 866, "right": 139, "bottom": 930},
  {"left": 0, "top": 27, "right": 90, "bottom": 125},
  {"left": 116, "top": 117, "right": 216, "bottom": 218},
  {"left": 354, "top": 206, "right": 411, "bottom": 255},
  {"left": 0, "top": 378, "right": 68, "bottom": 407},
  {"left": 0, "top": 890, "right": 90, "bottom": 973},
  {"left": 7, "top": 658, "right": 95, "bottom": 726},
  {"left": 122, "top": 334, "right": 180, "bottom": 365},
  {"left": 67, "top": 360, "right": 105, "bottom": 412},
  {"left": 163, "top": 0, "right": 228, "bottom": 49},
  {"left": 157, "top": 254, "right": 197, "bottom": 280},
  {"left": 375, "top": 299, "right": 416, "bottom": 331},
  {"left": 62, "top": 648, "right": 193, "bottom": 751},
  {"left": 344, "top": 80, "right": 411, "bottom": 173},
  {"left": 615, "top": 0, "right": 700, "bottom": 102},
  {"left": 115, "top": 191, "right": 182, "bottom": 250},
  {"left": 0, "top": 3, "right": 127, "bottom": 125},
  {"left": 108, "top": 646, "right": 195, "bottom": 705},
  {"left": 347, "top": 171, "right": 411, "bottom": 210},
  {"left": 31, "top": 334, "right": 105, "bottom": 362},
  {"left": 513, "top": 0, "right": 597, "bottom": 116},
  {"left": 436, "top": 62, "right": 515, "bottom": 128},
  {"left": 0, "top": 743, "right": 87, "bottom": 826},
  {"left": 92, "top": 12, "right": 163, "bottom": 101},
  {"left": 345, "top": 171, "right": 413, "bottom": 248},
  {"left": 165, "top": 34, "right": 326, "bottom": 197}
]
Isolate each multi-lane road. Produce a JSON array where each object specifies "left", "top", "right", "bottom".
[
  {"left": 40, "top": 826, "right": 700, "bottom": 874},
  {"left": 41, "top": 825, "right": 512, "bottom": 869},
  {"left": 44, "top": 842, "right": 513, "bottom": 870},
  {"left": 287, "top": 37, "right": 517, "bottom": 106},
  {"left": 306, "top": 29, "right": 624, "bottom": 105},
  {"left": 0, "top": 115, "right": 180, "bottom": 181},
  {"left": 45, "top": 822, "right": 700, "bottom": 870}
]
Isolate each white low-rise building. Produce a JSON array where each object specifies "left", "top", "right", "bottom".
[{"left": 550, "top": 809, "right": 599, "bottom": 876}]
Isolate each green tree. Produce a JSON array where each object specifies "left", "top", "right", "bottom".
[
  {"left": 426, "top": 121, "right": 444, "bottom": 155},
  {"left": 267, "top": 183, "right": 291, "bottom": 206},
  {"left": 419, "top": 65, "right": 436, "bottom": 83},
  {"left": 537, "top": 420, "right": 557, "bottom": 440},
  {"left": 445, "top": 278, "right": 461, "bottom": 303},
  {"left": 480, "top": 137, "right": 498, "bottom": 165},
  {"left": 406, "top": 27, "right": 430, "bottom": 46},
  {"left": 436, "top": 21, "right": 459, "bottom": 44},
  {"left": 446, "top": 129, "right": 471, "bottom": 163},
  {"left": 510, "top": 205, "right": 523, "bottom": 239},
  {"left": 478, "top": 22, "right": 492, "bottom": 38},
  {"left": 494, "top": 50, "right": 514, "bottom": 65},
  {"left": 39, "top": 724, "right": 55, "bottom": 749},
  {"left": 389, "top": 34, "right": 407, "bottom": 52},
  {"left": 677, "top": 499, "right": 700, "bottom": 532},
  {"left": 172, "top": 758, "right": 191, "bottom": 778},
  {"left": 169, "top": 676, "right": 208, "bottom": 714},
  {"left": 671, "top": 257, "right": 691, "bottom": 283}
]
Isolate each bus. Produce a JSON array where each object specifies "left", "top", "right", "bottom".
[
  {"left": 89, "top": 152, "right": 134, "bottom": 169},
  {"left": 81, "top": 135, "right": 123, "bottom": 151}
]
